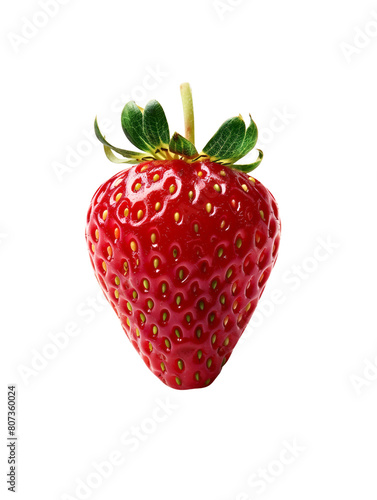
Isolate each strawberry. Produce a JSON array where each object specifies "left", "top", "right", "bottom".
[{"left": 86, "top": 83, "right": 280, "bottom": 389}]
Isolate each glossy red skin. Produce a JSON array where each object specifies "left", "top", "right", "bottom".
[{"left": 85, "top": 159, "right": 280, "bottom": 389}]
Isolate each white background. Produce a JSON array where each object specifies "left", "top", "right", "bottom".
[{"left": 2, "top": 0, "right": 377, "bottom": 499}]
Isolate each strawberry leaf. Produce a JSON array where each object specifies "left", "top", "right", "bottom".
[
  {"left": 229, "top": 149, "right": 264, "bottom": 173},
  {"left": 202, "top": 116, "right": 246, "bottom": 160},
  {"left": 233, "top": 115, "right": 258, "bottom": 161},
  {"left": 143, "top": 100, "right": 170, "bottom": 148},
  {"left": 169, "top": 132, "right": 198, "bottom": 157},
  {"left": 94, "top": 118, "right": 147, "bottom": 160},
  {"left": 121, "top": 102, "right": 154, "bottom": 153}
]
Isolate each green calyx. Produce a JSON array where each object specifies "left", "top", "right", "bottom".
[{"left": 94, "top": 83, "right": 263, "bottom": 173}]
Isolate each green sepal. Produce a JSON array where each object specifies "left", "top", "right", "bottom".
[
  {"left": 202, "top": 115, "right": 246, "bottom": 160},
  {"left": 228, "top": 149, "right": 264, "bottom": 173},
  {"left": 169, "top": 132, "right": 198, "bottom": 157},
  {"left": 121, "top": 102, "right": 153, "bottom": 153},
  {"left": 94, "top": 118, "right": 146, "bottom": 160},
  {"left": 143, "top": 100, "right": 170, "bottom": 148},
  {"left": 103, "top": 146, "right": 155, "bottom": 165},
  {"left": 233, "top": 114, "right": 258, "bottom": 161}
]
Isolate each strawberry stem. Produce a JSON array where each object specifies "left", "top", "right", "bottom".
[{"left": 180, "top": 83, "right": 195, "bottom": 146}]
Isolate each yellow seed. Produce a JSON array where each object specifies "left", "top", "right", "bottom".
[
  {"left": 226, "top": 268, "right": 233, "bottom": 279},
  {"left": 178, "top": 360, "right": 184, "bottom": 370},
  {"left": 248, "top": 176, "right": 255, "bottom": 183},
  {"left": 114, "top": 290, "right": 119, "bottom": 299},
  {"left": 127, "top": 302, "right": 132, "bottom": 312},
  {"left": 132, "top": 290, "right": 138, "bottom": 299},
  {"left": 223, "top": 337, "right": 230, "bottom": 346},
  {"left": 134, "top": 183, "right": 141, "bottom": 192},
  {"left": 169, "top": 184, "right": 176, "bottom": 194},
  {"left": 211, "top": 280, "right": 217, "bottom": 289},
  {"left": 186, "top": 314, "right": 191, "bottom": 323},
  {"left": 220, "top": 295, "right": 226, "bottom": 305},
  {"left": 151, "top": 233, "right": 156, "bottom": 244},
  {"left": 220, "top": 220, "right": 226, "bottom": 229},
  {"left": 107, "top": 246, "right": 112, "bottom": 257},
  {"left": 188, "top": 191, "right": 194, "bottom": 200},
  {"left": 136, "top": 327, "right": 140, "bottom": 337},
  {"left": 153, "top": 174, "right": 160, "bottom": 182},
  {"left": 260, "top": 210, "right": 265, "bottom": 221},
  {"left": 95, "top": 229, "right": 99, "bottom": 240},
  {"left": 196, "top": 328, "right": 202, "bottom": 338},
  {"left": 242, "top": 184, "right": 248, "bottom": 192},
  {"left": 147, "top": 299, "right": 154, "bottom": 309},
  {"left": 124, "top": 208, "right": 129, "bottom": 217},
  {"left": 206, "top": 203, "right": 212, "bottom": 213},
  {"left": 140, "top": 312, "right": 146, "bottom": 323},
  {"left": 197, "top": 171, "right": 203, "bottom": 177},
  {"left": 220, "top": 170, "right": 226, "bottom": 177},
  {"left": 143, "top": 279, "right": 149, "bottom": 290},
  {"left": 236, "top": 238, "right": 242, "bottom": 248},
  {"left": 179, "top": 269, "right": 184, "bottom": 280},
  {"left": 232, "top": 283, "right": 237, "bottom": 295},
  {"left": 176, "top": 295, "right": 181, "bottom": 306},
  {"left": 126, "top": 317, "right": 130, "bottom": 327},
  {"left": 246, "top": 302, "right": 252, "bottom": 312},
  {"left": 233, "top": 300, "right": 238, "bottom": 311},
  {"left": 140, "top": 165, "right": 149, "bottom": 172},
  {"left": 213, "top": 184, "right": 221, "bottom": 192},
  {"left": 102, "top": 261, "right": 107, "bottom": 272},
  {"left": 176, "top": 377, "right": 182, "bottom": 386},
  {"left": 195, "top": 372, "right": 200, "bottom": 381},
  {"left": 197, "top": 350, "right": 203, "bottom": 360},
  {"left": 211, "top": 334, "right": 216, "bottom": 344},
  {"left": 115, "top": 193, "right": 122, "bottom": 202},
  {"left": 153, "top": 325, "right": 158, "bottom": 335},
  {"left": 130, "top": 241, "right": 137, "bottom": 251},
  {"left": 161, "top": 283, "right": 167, "bottom": 293},
  {"left": 91, "top": 244, "right": 95, "bottom": 252},
  {"left": 155, "top": 202, "right": 161, "bottom": 211},
  {"left": 207, "top": 358, "right": 212, "bottom": 368},
  {"left": 165, "top": 339, "right": 171, "bottom": 349},
  {"left": 194, "top": 223, "right": 199, "bottom": 233},
  {"left": 137, "top": 209, "right": 144, "bottom": 220},
  {"left": 173, "top": 248, "right": 178, "bottom": 258},
  {"left": 218, "top": 247, "right": 224, "bottom": 257},
  {"left": 174, "top": 212, "right": 180, "bottom": 222},
  {"left": 123, "top": 262, "right": 128, "bottom": 274},
  {"left": 237, "top": 313, "right": 243, "bottom": 323},
  {"left": 115, "top": 276, "right": 120, "bottom": 286},
  {"left": 102, "top": 210, "right": 108, "bottom": 221},
  {"left": 148, "top": 342, "right": 153, "bottom": 352},
  {"left": 153, "top": 258, "right": 159, "bottom": 268},
  {"left": 114, "top": 227, "right": 120, "bottom": 239},
  {"left": 198, "top": 300, "right": 204, "bottom": 310},
  {"left": 114, "top": 177, "right": 122, "bottom": 186},
  {"left": 224, "top": 316, "right": 229, "bottom": 326},
  {"left": 161, "top": 362, "right": 165, "bottom": 371}
]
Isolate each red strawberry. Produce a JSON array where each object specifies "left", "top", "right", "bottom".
[{"left": 86, "top": 84, "right": 280, "bottom": 389}]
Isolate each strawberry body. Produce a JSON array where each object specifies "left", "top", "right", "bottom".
[{"left": 86, "top": 158, "right": 280, "bottom": 389}]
